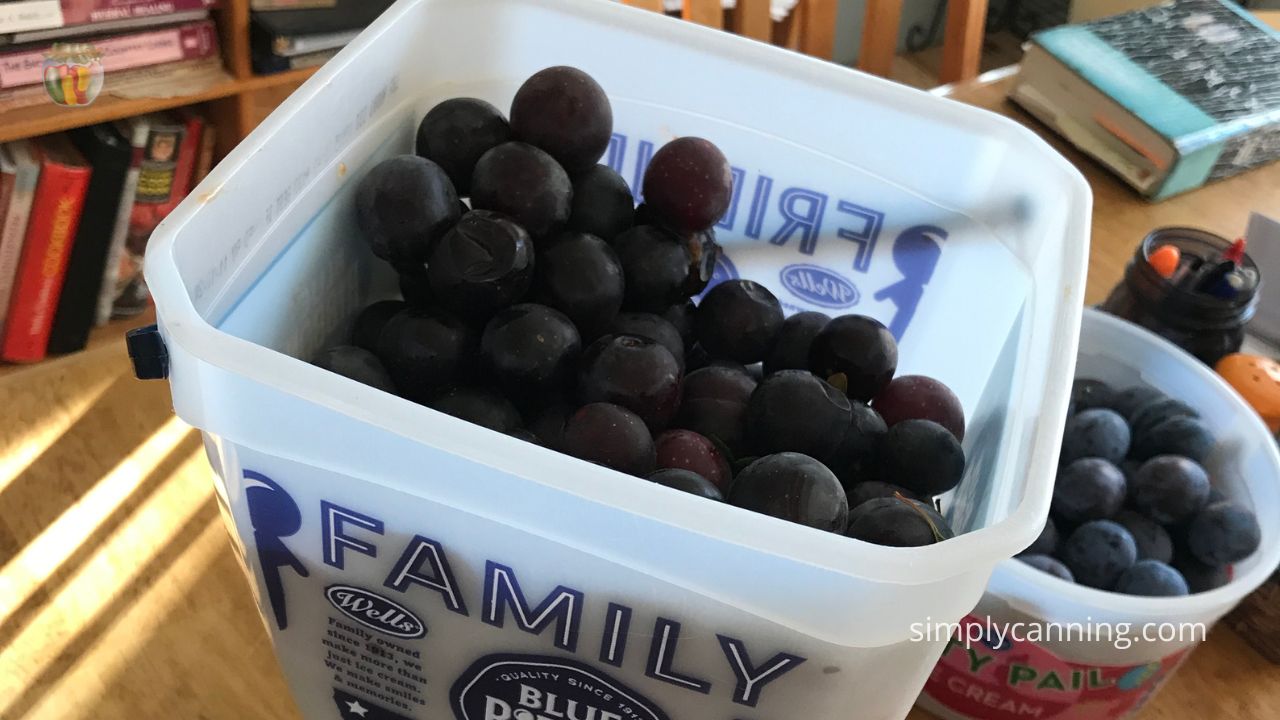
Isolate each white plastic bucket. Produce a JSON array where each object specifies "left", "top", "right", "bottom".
[
  {"left": 917, "top": 308, "right": 1280, "bottom": 720},
  {"left": 143, "top": 1, "right": 1091, "bottom": 718}
]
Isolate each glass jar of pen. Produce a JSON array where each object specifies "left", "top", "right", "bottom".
[{"left": 1101, "top": 227, "right": 1262, "bottom": 367}]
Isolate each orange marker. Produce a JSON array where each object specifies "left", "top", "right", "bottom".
[{"left": 1148, "top": 244, "right": 1180, "bottom": 278}]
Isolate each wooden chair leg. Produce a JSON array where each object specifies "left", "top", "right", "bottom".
[
  {"left": 799, "top": 0, "right": 838, "bottom": 59},
  {"left": 858, "top": 0, "right": 903, "bottom": 77},
  {"left": 939, "top": 0, "right": 989, "bottom": 84},
  {"left": 730, "top": 0, "right": 773, "bottom": 41},
  {"left": 683, "top": 0, "right": 723, "bottom": 27},
  {"left": 773, "top": 9, "right": 802, "bottom": 50}
]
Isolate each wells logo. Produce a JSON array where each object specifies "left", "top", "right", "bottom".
[
  {"left": 43, "top": 43, "right": 104, "bottom": 107},
  {"left": 780, "top": 263, "right": 859, "bottom": 309},
  {"left": 325, "top": 584, "right": 427, "bottom": 639}
]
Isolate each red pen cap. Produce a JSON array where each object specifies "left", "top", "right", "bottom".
[{"left": 1224, "top": 237, "right": 1246, "bottom": 264}]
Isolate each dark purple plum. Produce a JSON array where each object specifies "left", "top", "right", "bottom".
[
  {"left": 695, "top": 279, "right": 784, "bottom": 364},
  {"left": 684, "top": 343, "right": 710, "bottom": 372},
  {"left": 872, "top": 374, "right": 965, "bottom": 441},
  {"left": 470, "top": 141, "right": 571, "bottom": 238},
  {"left": 655, "top": 429, "right": 731, "bottom": 491},
  {"left": 809, "top": 314, "right": 898, "bottom": 402},
  {"left": 509, "top": 66, "right": 612, "bottom": 174},
  {"left": 562, "top": 402, "right": 655, "bottom": 476},
  {"left": 375, "top": 308, "right": 475, "bottom": 403},
  {"left": 613, "top": 225, "right": 695, "bottom": 312},
  {"left": 845, "top": 481, "right": 923, "bottom": 511},
  {"left": 1019, "top": 554, "right": 1075, "bottom": 582},
  {"left": 568, "top": 164, "right": 633, "bottom": 241},
  {"left": 1115, "top": 560, "right": 1189, "bottom": 597},
  {"left": 427, "top": 210, "right": 534, "bottom": 320},
  {"left": 632, "top": 201, "right": 657, "bottom": 227},
  {"left": 1186, "top": 501, "right": 1261, "bottom": 566},
  {"left": 398, "top": 265, "right": 433, "bottom": 308},
  {"left": 764, "top": 311, "right": 830, "bottom": 375},
  {"left": 608, "top": 312, "right": 685, "bottom": 372},
  {"left": 675, "top": 364, "right": 756, "bottom": 457},
  {"left": 1052, "top": 458, "right": 1127, "bottom": 523},
  {"left": 877, "top": 419, "right": 965, "bottom": 496},
  {"left": 1022, "top": 516, "right": 1060, "bottom": 557},
  {"left": 675, "top": 400, "right": 745, "bottom": 459},
  {"left": 1114, "top": 510, "right": 1174, "bottom": 564},
  {"left": 683, "top": 364, "right": 756, "bottom": 404},
  {"left": 1059, "top": 520, "right": 1138, "bottom": 590},
  {"left": 823, "top": 402, "right": 888, "bottom": 488},
  {"left": 648, "top": 468, "right": 723, "bottom": 500},
  {"left": 1112, "top": 385, "right": 1166, "bottom": 421},
  {"left": 315, "top": 345, "right": 396, "bottom": 393},
  {"left": 528, "top": 403, "right": 572, "bottom": 451},
  {"left": 745, "top": 370, "right": 852, "bottom": 460},
  {"left": 1060, "top": 408, "right": 1131, "bottom": 465},
  {"left": 1130, "top": 455, "right": 1210, "bottom": 524},
  {"left": 641, "top": 136, "right": 732, "bottom": 233},
  {"left": 1120, "top": 458, "right": 1142, "bottom": 484},
  {"left": 416, "top": 97, "right": 511, "bottom": 195},
  {"left": 579, "top": 334, "right": 681, "bottom": 431},
  {"left": 351, "top": 299, "right": 405, "bottom": 352},
  {"left": 1071, "top": 378, "right": 1117, "bottom": 413},
  {"left": 356, "top": 155, "right": 460, "bottom": 265},
  {"left": 846, "top": 496, "right": 952, "bottom": 547},
  {"left": 534, "top": 230, "right": 624, "bottom": 338},
  {"left": 1130, "top": 416, "right": 1214, "bottom": 463},
  {"left": 729, "top": 452, "right": 848, "bottom": 531},
  {"left": 661, "top": 300, "right": 697, "bottom": 351},
  {"left": 1129, "top": 396, "right": 1198, "bottom": 436},
  {"left": 1173, "top": 550, "right": 1231, "bottom": 593},
  {"left": 481, "top": 304, "right": 581, "bottom": 394},
  {"left": 431, "top": 386, "right": 521, "bottom": 433}
]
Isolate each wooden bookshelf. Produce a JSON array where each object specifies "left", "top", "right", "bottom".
[
  {"left": 0, "top": 1, "right": 326, "bottom": 379},
  {"left": 0, "top": 0, "right": 321, "bottom": 153},
  {"left": 0, "top": 68, "right": 319, "bottom": 145}
]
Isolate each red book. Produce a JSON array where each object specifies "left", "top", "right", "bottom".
[
  {"left": 1, "top": 135, "right": 92, "bottom": 362},
  {"left": 61, "top": 0, "right": 215, "bottom": 25},
  {"left": 0, "top": 19, "right": 219, "bottom": 90},
  {"left": 166, "top": 107, "right": 204, "bottom": 208}
]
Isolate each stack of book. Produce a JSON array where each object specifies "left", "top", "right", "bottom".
[
  {"left": 250, "top": 0, "right": 392, "bottom": 74},
  {"left": 0, "top": 111, "right": 216, "bottom": 362},
  {"left": 0, "top": 0, "right": 224, "bottom": 114}
]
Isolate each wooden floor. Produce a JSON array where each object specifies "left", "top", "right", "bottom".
[{"left": 0, "top": 344, "right": 298, "bottom": 719}]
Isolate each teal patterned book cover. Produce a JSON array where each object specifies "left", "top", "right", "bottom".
[{"left": 1031, "top": 0, "right": 1280, "bottom": 198}]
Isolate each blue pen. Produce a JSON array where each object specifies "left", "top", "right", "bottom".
[{"left": 1194, "top": 238, "right": 1247, "bottom": 298}]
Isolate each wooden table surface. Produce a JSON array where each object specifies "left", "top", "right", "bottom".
[{"left": 4, "top": 66, "right": 1280, "bottom": 720}]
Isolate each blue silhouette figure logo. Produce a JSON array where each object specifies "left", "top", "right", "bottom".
[
  {"left": 873, "top": 224, "right": 948, "bottom": 340},
  {"left": 244, "top": 470, "right": 308, "bottom": 631}
]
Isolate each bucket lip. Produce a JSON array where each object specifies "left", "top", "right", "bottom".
[
  {"left": 991, "top": 308, "right": 1280, "bottom": 619},
  {"left": 144, "top": 0, "right": 1091, "bottom": 586}
]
